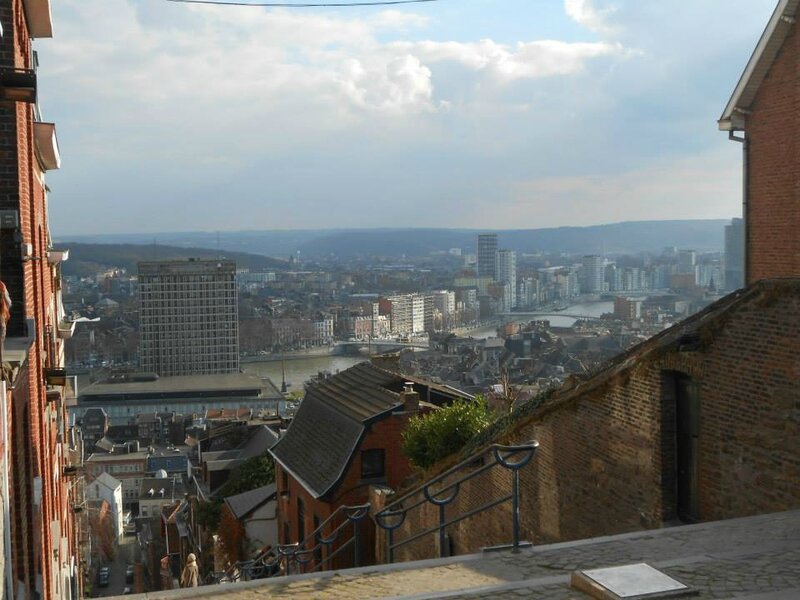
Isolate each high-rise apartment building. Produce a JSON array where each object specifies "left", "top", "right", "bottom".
[
  {"left": 387, "top": 294, "right": 427, "bottom": 336},
  {"left": 0, "top": 2, "right": 81, "bottom": 597},
  {"left": 431, "top": 290, "right": 456, "bottom": 331},
  {"left": 581, "top": 255, "right": 605, "bottom": 293},
  {"left": 724, "top": 218, "right": 744, "bottom": 291},
  {"left": 677, "top": 250, "right": 697, "bottom": 274},
  {"left": 495, "top": 250, "right": 517, "bottom": 308},
  {"left": 139, "top": 260, "right": 239, "bottom": 376},
  {"left": 477, "top": 234, "right": 498, "bottom": 280}
]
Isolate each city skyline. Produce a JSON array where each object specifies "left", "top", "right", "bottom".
[{"left": 38, "top": 0, "right": 773, "bottom": 235}]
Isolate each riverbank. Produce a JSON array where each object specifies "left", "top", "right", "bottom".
[{"left": 241, "top": 346, "right": 332, "bottom": 363}]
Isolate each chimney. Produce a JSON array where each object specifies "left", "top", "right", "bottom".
[{"left": 402, "top": 382, "right": 420, "bottom": 413}]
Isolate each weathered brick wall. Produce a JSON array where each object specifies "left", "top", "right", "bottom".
[
  {"left": 746, "top": 19, "right": 800, "bottom": 283},
  {"left": 277, "top": 410, "right": 422, "bottom": 568},
  {"left": 385, "top": 282, "right": 800, "bottom": 562}
]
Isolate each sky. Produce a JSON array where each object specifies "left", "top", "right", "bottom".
[{"left": 37, "top": 0, "right": 776, "bottom": 235}]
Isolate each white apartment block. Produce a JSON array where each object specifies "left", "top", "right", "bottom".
[
  {"left": 431, "top": 290, "right": 456, "bottom": 330},
  {"left": 387, "top": 294, "right": 427, "bottom": 336},
  {"left": 496, "top": 250, "right": 517, "bottom": 308},
  {"left": 313, "top": 316, "right": 335, "bottom": 344},
  {"left": 139, "top": 259, "right": 239, "bottom": 376},
  {"left": 581, "top": 255, "right": 606, "bottom": 293}
]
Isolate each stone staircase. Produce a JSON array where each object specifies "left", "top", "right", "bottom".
[{"left": 118, "top": 510, "right": 800, "bottom": 599}]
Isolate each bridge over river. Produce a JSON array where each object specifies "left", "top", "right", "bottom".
[
  {"left": 332, "top": 339, "right": 430, "bottom": 354},
  {"left": 497, "top": 311, "right": 603, "bottom": 321}
]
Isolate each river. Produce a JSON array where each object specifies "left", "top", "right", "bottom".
[
  {"left": 464, "top": 300, "right": 614, "bottom": 339},
  {"left": 241, "top": 355, "right": 367, "bottom": 392},
  {"left": 241, "top": 301, "right": 613, "bottom": 390}
]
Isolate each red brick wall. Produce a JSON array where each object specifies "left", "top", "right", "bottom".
[
  {"left": 388, "top": 282, "right": 800, "bottom": 561},
  {"left": 746, "top": 20, "right": 800, "bottom": 283},
  {"left": 277, "top": 410, "right": 420, "bottom": 568},
  {"left": 1, "top": 1, "right": 76, "bottom": 597}
]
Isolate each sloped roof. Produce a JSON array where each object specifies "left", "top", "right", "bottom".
[
  {"left": 271, "top": 362, "right": 473, "bottom": 499},
  {"left": 269, "top": 363, "right": 406, "bottom": 499},
  {"left": 308, "top": 362, "right": 404, "bottom": 422},
  {"left": 720, "top": 0, "right": 800, "bottom": 130},
  {"left": 467, "top": 280, "right": 800, "bottom": 457},
  {"left": 224, "top": 483, "right": 277, "bottom": 519},
  {"left": 93, "top": 471, "right": 122, "bottom": 491},
  {"left": 139, "top": 477, "right": 180, "bottom": 500}
]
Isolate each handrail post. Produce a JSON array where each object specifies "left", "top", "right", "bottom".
[
  {"left": 438, "top": 504, "right": 447, "bottom": 557},
  {"left": 353, "top": 519, "right": 361, "bottom": 567},
  {"left": 387, "top": 528, "right": 394, "bottom": 564},
  {"left": 511, "top": 467, "right": 520, "bottom": 552}
]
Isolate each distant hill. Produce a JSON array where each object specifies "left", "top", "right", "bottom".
[
  {"left": 57, "top": 220, "right": 729, "bottom": 260},
  {"left": 60, "top": 243, "right": 289, "bottom": 278}
]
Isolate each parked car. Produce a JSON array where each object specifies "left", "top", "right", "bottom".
[{"left": 125, "top": 565, "right": 134, "bottom": 584}]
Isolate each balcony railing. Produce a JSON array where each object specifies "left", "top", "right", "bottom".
[{"left": 374, "top": 441, "right": 538, "bottom": 563}]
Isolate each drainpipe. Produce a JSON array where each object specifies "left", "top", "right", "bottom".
[
  {"left": 2, "top": 381, "right": 13, "bottom": 600},
  {"left": 729, "top": 128, "right": 748, "bottom": 285}
]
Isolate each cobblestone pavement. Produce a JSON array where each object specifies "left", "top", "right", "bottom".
[{"left": 133, "top": 510, "right": 800, "bottom": 600}]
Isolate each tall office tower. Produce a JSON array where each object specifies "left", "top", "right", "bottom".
[
  {"left": 496, "top": 250, "right": 518, "bottom": 308},
  {"left": 139, "top": 260, "right": 240, "bottom": 376},
  {"left": 0, "top": 2, "right": 82, "bottom": 597},
  {"left": 581, "top": 255, "right": 605, "bottom": 293},
  {"left": 677, "top": 250, "right": 697, "bottom": 273},
  {"left": 477, "top": 234, "right": 498, "bottom": 280},
  {"left": 724, "top": 218, "right": 744, "bottom": 291}
]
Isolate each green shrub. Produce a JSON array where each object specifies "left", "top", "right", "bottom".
[
  {"left": 217, "top": 454, "right": 275, "bottom": 498},
  {"left": 402, "top": 397, "right": 491, "bottom": 470}
]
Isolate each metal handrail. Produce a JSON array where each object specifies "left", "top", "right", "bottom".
[
  {"left": 374, "top": 441, "right": 538, "bottom": 563},
  {"left": 216, "top": 502, "right": 371, "bottom": 582}
]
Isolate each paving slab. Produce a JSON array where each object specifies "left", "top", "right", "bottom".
[{"left": 122, "top": 509, "right": 800, "bottom": 600}]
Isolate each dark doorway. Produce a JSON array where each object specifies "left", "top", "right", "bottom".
[
  {"left": 675, "top": 373, "right": 700, "bottom": 522},
  {"left": 662, "top": 371, "right": 701, "bottom": 523}
]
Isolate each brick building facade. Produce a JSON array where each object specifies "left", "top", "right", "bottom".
[
  {"left": 720, "top": 0, "right": 800, "bottom": 283},
  {"left": 269, "top": 363, "right": 473, "bottom": 569},
  {"left": 0, "top": 1, "right": 79, "bottom": 598}
]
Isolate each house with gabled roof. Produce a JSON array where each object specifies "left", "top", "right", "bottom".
[
  {"left": 219, "top": 484, "right": 278, "bottom": 563},
  {"left": 719, "top": 0, "right": 800, "bottom": 283},
  {"left": 86, "top": 471, "right": 124, "bottom": 540},
  {"left": 269, "top": 361, "right": 473, "bottom": 568}
]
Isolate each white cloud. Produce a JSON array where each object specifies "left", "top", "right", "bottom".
[
  {"left": 394, "top": 39, "right": 625, "bottom": 82},
  {"left": 564, "top": 0, "right": 618, "bottom": 35},
  {"left": 338, "top": 54, "right": 436, "bottom": 112}
]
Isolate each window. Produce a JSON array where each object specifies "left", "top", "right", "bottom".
[
  {"left": 313, "top": 515, "right": 323, "bottom": 563},
  {"left": 360, "top": 449, "right": 385, "bottom": 480},
  {"left": 297, "top": 498, "right": 305, "bottom": 542}
]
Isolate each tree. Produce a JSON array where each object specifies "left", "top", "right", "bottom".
[
  {"left": 401, "top": 397, "right": 491, "bottom": 470},
  {"left": 196, "top": 454, "right": 275, "bottom": 532},
  {"left": 217, "top": 454, "right": 275, "bottom": 498}
]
